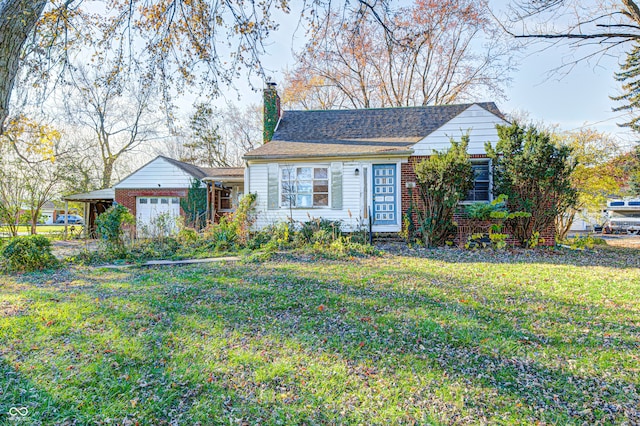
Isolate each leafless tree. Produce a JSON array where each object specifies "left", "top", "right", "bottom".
[
  {"left": 501, "top": 1, "right": 640, "bottom": 68},
  {"left": 64, "top": 62, "right": 162, "bottom": 188},
  {"left": 283, "top": 0, "right": 513, "bottom": 109}
]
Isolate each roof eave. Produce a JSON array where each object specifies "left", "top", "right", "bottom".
[
  {"left": 201, "top": 176, "right": 245, "bottom": 183},
  {"left": 244, "top": 149, "right": 414, "bottom": 161}
]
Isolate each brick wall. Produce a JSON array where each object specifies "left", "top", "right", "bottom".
[{"left": 399, "top": 155, "right": 555, "bottom": 247}]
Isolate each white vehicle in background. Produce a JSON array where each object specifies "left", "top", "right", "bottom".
[{"left": 603, "top": 199, "right": 640, "bottom": 234}]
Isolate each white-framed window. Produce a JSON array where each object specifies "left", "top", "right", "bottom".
[
  {"left": 465, "top": 160, "right": 491, "bottom": 202},
  {"left": 281, "top": 166, "right": 329, "bottom": 208}
]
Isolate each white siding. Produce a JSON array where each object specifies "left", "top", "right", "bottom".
[
  {"left": 114, "top": 157, "right": 201, "bottom": 189},
  {"left": 249, "top": 161, "right": 364, "bottom": 231},
  {"left": 412, "top": 104, "right": 508, "bottom": 155},
  {"left": 249, "top": 159, "right": 404, "bottom": 232}
]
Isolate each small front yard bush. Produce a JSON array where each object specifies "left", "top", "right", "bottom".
[
  {"left": 560, "top": 234, "right": 608, "bottom": 250},
  {"left": 1, "top": 235, "right": 59, "bottom": 273},
  {"left": 464, "top": 195, "right": 531, "bottom": 250},
  {"left": 95, "top": 204, "right": 135, "bottom": 255}
]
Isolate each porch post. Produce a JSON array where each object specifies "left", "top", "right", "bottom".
[
  {"left": 83, "top": 202, "right": 89, "bottom": 239},
  {"left": 204, "top": 182, "right": 210, "bottom": 226},
  {"left": 64, "top": 200, "right": 69, "bottom": 240}
]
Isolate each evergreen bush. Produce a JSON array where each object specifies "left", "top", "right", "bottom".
[
  {"left": 486, "top": 123, "right": 577, "bottom": 247},
  {"left": 414, "top": 136, "right": 474, "bottom": 247},
  {"left": 1, "top": 235, "right": 59, "bottom": 272}
]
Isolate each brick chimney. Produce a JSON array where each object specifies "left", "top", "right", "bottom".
[{"left": 263, "top": 82, "right": 280, "bottom": 144}]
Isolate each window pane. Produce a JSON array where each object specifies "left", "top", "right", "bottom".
[
  {"left": 313, "top": 193, "right": 329, "bottom": 206},
  {"left": 297, "top": 167, "right": 312, "bottom": 180},
  {"left": 476, "top": 190, "right": 490, "bottom": 201},
  {"left": 473, "top": 164, "right": 490, "bottom": 181},
  {"left": 171, "top": 198, "right": 179, "bottom": 204},
  {"left": 314, "top": 168, "right": 328, "bottom": 179},
  {"left": 139, "top": 198, "right": 148, "bottom": 204},
  {"left": 161, "top": 198, "right": 169, "bottom": 204},
  {"left": 465, "top": 161, "right": 491, "bottom": 202},
  {"left": 313, "top": 180, "right": 328, "bottom": 193},
  {"left": 282, "top": 168, "right": 294, "bottom": 180},
  {"left": 150, "top": 198, "right": 158, "bottom": 204},
  {"left": 475, "top": 181, "right": 490, "bottom": 191},
  {"left": 297, "top": 194, "right": 312, "bottom": 207},
  {"left": 297, "top": 182, "right": 312, "bottom": 194},
  {"left": 281, "top": 193, "right": 295, "bottom": 206}
]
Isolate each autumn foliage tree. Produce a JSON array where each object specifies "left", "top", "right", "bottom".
[
  {"left": 555, "top": 129, "right": 623, "bottom": 240},
  {"left": 283, "top": 0, "right": 512, "bottom": 109},
  {"left": 0, "top": 115, "right": 62, "bottom": 236},
  {"left": 0, "top": 0, "right": 390, "bottom": 134}
]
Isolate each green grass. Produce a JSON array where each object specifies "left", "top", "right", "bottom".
[
  {"left": 0, "top": 247, "right": 638, "bottom": 424},
  {"left": 0, "top": 225, "right": 83, "bottom": 238}
]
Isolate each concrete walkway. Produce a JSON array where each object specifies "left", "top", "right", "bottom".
[{"left": 100, "top": 256, "right": 240, "bottom": 269}]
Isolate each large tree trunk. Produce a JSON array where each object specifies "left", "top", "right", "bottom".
[
  {"left": 0, "top": 0, "right": 47, "bottom": 134},
  {"left": 102, "top": 157, "right": 114, "bottom": 189}
]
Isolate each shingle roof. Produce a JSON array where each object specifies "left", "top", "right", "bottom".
[
  {"left": 199, "top": 167, "right": 245, "bottom": 178},
  {"left": 244, "top": 103, "right": 503, "bottom": 159},
  {"left": 160, "top": 156, "right": 244, "bottom": 180},
  {"left": 161, "top": 156, "right": 209, "bottom": 180}
]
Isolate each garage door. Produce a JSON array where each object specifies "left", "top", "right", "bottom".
[{"left": 136, "top": 197, "right": 180, "bottom": 237}]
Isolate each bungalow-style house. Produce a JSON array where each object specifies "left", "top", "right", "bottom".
[
  {"left": 113, "top": 156, "right": 244, "bottom": 233},
  {"left": 242, "top": 84, "right": 557, "bottom": 244}
]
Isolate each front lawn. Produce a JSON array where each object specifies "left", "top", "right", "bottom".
[
  {"left": 0, "top": 225, "right": 84, "bottom": 238},
  {"left": 1, "top": 248, "right": 638, "bottom": 424}
]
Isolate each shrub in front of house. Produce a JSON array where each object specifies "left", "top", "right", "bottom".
[
  {"left": 414, "top": 136, "right": 474, "bottom": 247},
  {"left": 486, "top": 122, "right": 577, "bottom": 247},
  {"left": 464, "top": 195, "right": 531, "bottom": 250},
  {"left": 95, "top": 204, "right": 135, "bottom": 255},
  {"left": 1, "top": 235, "right": 59, "bottom": 273}
]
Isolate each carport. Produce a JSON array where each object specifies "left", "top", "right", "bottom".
[{"left": 63, "top": 188, "right": 115, "bottom": 238}]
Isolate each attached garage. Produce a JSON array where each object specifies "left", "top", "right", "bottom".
[
  {"left": 114, "top": 156, "right": 207, "bottom": 237},
  {"left": 113, "top": 156, "right": 245, "bottom": 237},
  {"left": 135, "top": 196, "right": 181, "bottom": 237}
]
